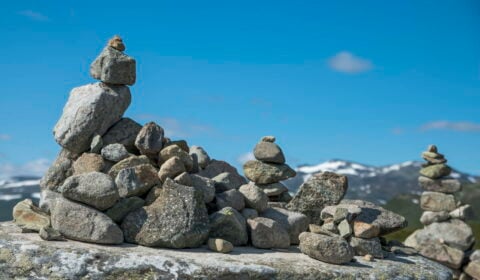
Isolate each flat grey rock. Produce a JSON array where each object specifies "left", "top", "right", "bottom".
[
  {"left": 0, "top": 222, "right": 453, "bottom": 280},
  {"left": 90, "top": 46, "right": 136, "bottom": 85}
]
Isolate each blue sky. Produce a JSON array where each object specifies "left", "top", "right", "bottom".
[{"left": 0, "top": 0, "right": 479, "bottom": 177}]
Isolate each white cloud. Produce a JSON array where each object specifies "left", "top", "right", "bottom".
[
  {"left": 420, "top": 121, "right": 480, "bottom": 132},
  {"left": 135, "top": 115, "right": 216, "bottom": 138},
  {"left": 0, "top": 158, "right": 50, "bottom": 178},
  {"left": 328, "top": 51, "right": 373, "bottom": 74},
  {"left": 237, "top": 152, "right": 255, "bottom": 165},
  {"left": 0, "top": 134, "right": 11, "bottom": 141},
  {"left": 18, "top": 10, "right": 50, "bottom": 21}
]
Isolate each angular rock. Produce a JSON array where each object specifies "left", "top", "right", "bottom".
[
  {"left": 108, "top": 155, "right": 151, "bottom": 179},
  {"left": 52, "top": 196, "right": 123, "bottom": 244},
  {"left": 39, "top": 190, "right": 61, "bottom": 214},
  {"left": 212, "top": 172, "right": 247, "bottom": 192},
  {"left": 165, "top": 140, "right": 189, "bottom": 153},
  {"left": 338, "top": 219, "right": 352, "bottom": 238},
  {"left": 253, "top": 141, "right": 285, "bottom": 164},
  {"left": 53, "top": 83, "right": 131, "bottom": 153},
  {"left": 158, "top": 156, "right": 186, "bottom": 182},
  {"left": 414, "top": 219, "right": 474, "bottom": 251},
  {"left": 261, "top": 136, "right": 276, "bottom": 142},
  {"left": 277, "top": 191, "right": 293, "bottom": 203},
  {"left": 241, "top": 208, "right": 259, "bottom": 220},
  {"left": 40, "top": 149, "right": 78, "bottom": 191},
  {"left": 190, "top": 174, "right": 215, "bottom": 203},
  {"left": 321, "top": 220, "right": 339, "bottom": 234},
  {"left": 243, "top": 160, "right": 296, "bottom": 184},
  {"left": 198, "top": 159, "right": 244, "bottom": 180},
  {"left": 260, "top": 207, "right": 309, "bottom": 245},
  {"left": 353, "top": 221, "right": 380, "bottom": 238},
  {"left": 135, "top": 122, "right": 164, "bottom": 158},
  {"left": 159, "top": 145, "right": 193, "bottom": 172},
  {"left": 61, "top": 172, "right": 119, "bottom": 211},
  {"left": 115, "top": 164, "right": 160, "bottom": 198},
  {"left": 208, "top": 238, "right": 234, "bottom": 254},
  {"left": 215, "top": 189, "right": 245, "bottom": 211},
  {"left": 449, "top": 204, "right": 473, "bottom": 220},
  {"left": 13, "top": 199, "right": 50, "bottom": 232},
  {"left": 298, "top": 232, "right": 354, "bottom": 264},
  {"left": 209, "top": 207, "right": 248, "bottom": 246},
  {"left": 121, "top": 179, "right": 209, "bottom": 248},
  {"left": 174, "top": 172, "right": 192, "bottom": 186},
  {"left": 420, "top": 211, "right": 450, "bottom": 226},
  {"left": 470, "top": 250, "right": 480, "bottom": 261},
  {"left": 90, "top": 134, "right": 103, "bottom": 153},
  {"left": 73, "top": 153, "right": 105, "bottom": 175},
  {"left": 420, "top": 164, "right": 452, "bottom": 179},
  {"left": 257, "top": 182, "right": 289, "bottom": 196},
  {"left": 320, "top": 204, "right": 362, "bottom": 221},
  {"left": 465, "top": 260, "right": 480, "bottom": 280},
  {"left": 247, "top": 217, "right": 290, "bottom": 249},
  {"left": 90, "top": 46, "right": 136, "bottom": 85},
  {"left": 420, "top": 191, "right": 456, "bottom": 212},
  {"left": 144, "top": 185, "right": 162, "bottom": 206},
  {"left": 287, "top": 172, "right": 348, "bottom": 225},
  {"left": 308, "top": 224, "right": 338, "bottom": 237},
  {"left": 238, "top": 183, "right": 269, "bottom": 213},
  {"left": 190, "top": 146, "right": 210, "bottom": 169},
  {"left": 334, "top": 207, "right": 353, "bottom": 223},
  {"left": 39, "top": 226, "right": 64, "bottom": 241},
  {"left": 350, "top": 237, "right": 384, "bottom": 258},
  {"left": 102, "top": 118, "right": 142, "bottom": 153},
  {"left": 105, "top": 197, "right": 145, "bottom": 223},
  {"left": 418, "top": 176, "right": 461, "bottom": 193},
  {"left": 418, "top": 242, "right": 465, "bottom": 269},
  {"left": 101, "top": 143, "right": 130, "bottom": 162}
]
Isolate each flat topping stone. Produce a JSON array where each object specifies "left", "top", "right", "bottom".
[
  {"left": 419, "top": 164, "right": 452, "bottom": 179},
  {"left": 243, "top": 160, "right": 296, "bottom": 185},
  {"left": 90, "top": 44, "right": 136, "bottom": 85},
  {"left": 420, "top": 191, "right": 456, "bottom": 212},
  {"left": 253, "top": 141, "right": 285, "bottom": 164}
]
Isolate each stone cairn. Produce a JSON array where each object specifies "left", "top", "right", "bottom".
[
  {"left": 405, "top": 145, "right": 478, "bottom": 280},
  {"left": 12, "top": 36, "right": 410, "bottom": 265}
]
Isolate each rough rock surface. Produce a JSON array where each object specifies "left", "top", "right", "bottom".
[
  {"left": 418, "top": 176, "right": 461, "bottom": 193},
  {"left": 40, "top": 149, "right": 78, "bottom": 191},
  {"left": 239, "top": 183, "right": 269, "bottom": 212},
  {"left": 135, "top": 122, "right": 164, "bottom": 158},
  {"left": 72, "top": 153, "right": 105, "bottom": 175},
  {"left": 101, "top": 143, "right": 130, "bottom": 162},
  {"left": 243, "top": 160, "right": 296, "bottom": 184},
  {"left": 410, "top": 219, "right": 475, "bottom": 251},
  {"left": 12, "top": 199, "right": 50, "bottom": 232},
  {"left": 420, "top": 191, "right": 457, "bottom": 212},
  {"left": 209, "top": 207, "right": 248, "bottom": 246},
  {"left": 298, "top": 232, "right": 354, "bottom": 265},
  {"left": 212, "top": 172, "right": 247, "bottom": 192},
  {"left": 115, "top": 164, "right": 160, "bottom": 198},
  {"left": 190, "top": 146, "right": 210, "bottom": 169},
  {"left": 247, "top": 217, "right": 290, "bottom": 249},
  {"left": 90, "top": 46, "right": 136, "bottom": 85},
  {"left": 102, "top": 118, "right": 142, "bottom": 153},
  {"left": 0, "top": 222, "right": 452, "bottom": 280},
  {"left": 108, "top": 155, "right": 151, "bottom": 179},
  {"left": 53, "top": 83, "right": 131, "bottom": 153},
  {"left": 260, "top": 207, "right": 309, "bottom": 245},
  {"left": 253, "top": 141, "right": 285, "bottom": 164}
]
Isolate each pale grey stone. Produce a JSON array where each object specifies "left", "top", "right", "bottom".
[
  {"left": 135, "top": 122, "right": 164, "bottom": 158},
  {"left": 247, "top": 217, "right": 290, "bottom": 249},
  {"left": 420, "top": 211, "right": 450, "bottom": 225},
  {"left": 90, "top": 46, "right": 136, "bottom": 85},
  {"left": 338, "top": 219, "right": 352, "bottom": 238},
  {"left": 190, "top": 146, "right": 210, "bottom": 169},
  {"left": 238, "top": 183, "right": 269, "bottom": 213},
  {"left": 243, "top": 160, "right": 296, "bottom": 184},
  {"left": 90, "top": 134, "right": 103, "bottom": 154},
  {"left": 253, "top": 141, "right": 285, "bottom": 164},
  {"left": 209, "top": 207, "right": 248, "bottom": 246},
  {"left": 350, "top": 237, "right": 384, "bottom": 258},
  {"left": 115, "top": 164, "right": 160, "bottom": 198},
  {"left": 13, "top": 199, "right": 50, "bottom": 232},
  {"left": 101, "top": 144, "right": 130, "bottom": 162},
  {"left": 190, "top": 174, "right": 215, "bottom": 203},
  {"left": 40, "top": 149, "right": 78, "bottom": 191},
  {"left": 102, "top": 118, "right": 142, "bottom": 153},
  {"left": 216, "top": 189, "right": 245, "bottom": 211},
  {"left": 420, "top": 191, "right": 456, "bottom": 212},
  {"left": 418, "top": 176, "right": 461, "bottom": 193},
  {"left": 212, "top": 172, "right": 247, "bottom": 192},
  {"left": 414, "top": 219, "right": 475, "bottom": 251},
  {"left": 299, "top": 232, "right": 354, "bottom": 264},
  {"left": 260, "top": 207, "right": 309, "bottom": 245},
  {"left": 159, "top": 145, "right": 193, "bottom": 172},
  {"left": 257, "top": 182, "right": 289, "bottom": 196},
  {"left": 158, "top": 156, "right": 186, "bottom": 182}
]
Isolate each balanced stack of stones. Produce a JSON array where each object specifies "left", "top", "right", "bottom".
[{"left": 405, "top": 145, "right": 476, "bottom": 279}]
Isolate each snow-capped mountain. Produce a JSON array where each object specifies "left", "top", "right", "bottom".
[{"left": 284, "top": 159, "right": 479, "bottom": 205}]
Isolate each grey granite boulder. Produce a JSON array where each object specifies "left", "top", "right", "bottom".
[
  {"left": 258, "top": 182, "right": 289, "bottom": 196},
  {"left": 12, "top": 199, "right": 50, "bottom": 232},
  {"left": 39, "top": 189, "right": 61, "bottom": 214},
  {"left": 190, "top": 174, "right": 216, "bottom": 203},
  {"left": 420, "top": 191, "right": 456, "bottom": 212},
  {"left": 174, "top": 172, "right": 192, "bottom": 186},
  {"left": 215, "top": 189, "right": 245, "bottom": 211},
  {"left": 212, "top": 172, "right": 247, "bottom": 192},
  {"left": 253, "top": 140, "right": 285, "bottom": 164},
  {"left": 418, "top": 176, "right": 461, "bottom": 193},
  {"left": 158, "top": 156, "right": 186, "bottom": 182},
  {"left": 417, "top": 241, "right": 465, "bottom": 269},
  {"left": 61, "top": 172, "right": 119, "bottom": 211},
  {"left": 299, "top": 232, "right": 354, "bottom": 264},
  {"left": 121, "top": 179, "right": 209, "bottom": 248},
  {"left": 72, "top": 153, "right": 105, "bottom": 175},
  {"left": 238, "top": 183, "right": 269, "bottom": 212},
  {"left": 209, "top": 207, "right": 248, "bottom": 246},
  {"left": 159, "top": 145, "right": 193, "bottom": 172},
  {"left": 350, "top": 237, "right": 384, "bottom": 258},
  {"left": 101, "top": 143, "right": 130, "bottom": 162},
  {"left": 243, "top": 160, "right": 296, "bottom": 184},
  {"left": 247, "top": 217, "right": 290, "bottom": 249},
  {"left": 115, "top": 164, "right": 160, "bottom": 197},
  {"left": 90, "top": 46, "right": 136, "bottom": 85},
  {"left": 198, "top": 160, "right": 245, "bottom": 183},
  {"left": 105, "top": 197, "right": 145, "bottom": 223},
  {"left": 108, "top": 155, "right": 151, "bottom": 179},
  {"left": 53, "top": 83, "right": 131, "bottom": 153},
  {"left": 40, "top": 149, "right": 78, "bottom": 191},
  {"left": 420, "top": 211, "right": 450, "bottom": 225},
  {"left": 413, "top": 219, "right": 474, "bottom": 251},
  {"left": 260, "top": 207, "right": 309, "bottom": 245},
  {"left": 135, "top": 122, "right": 164, "bottom": 158},
  {"left": 419, "top": 164, "right": 452, "bottom": 179},
  {"left": 190, "top": 146, "right": 210, "bottom": 169},
  {"left": 51, "top": 196, "right": 123, "bottom": 244},
  {"left": 102, "top": 118, "right": 142, "bottom": 153},
  {"left": 287, "top": 172, "right": 348, "bottom": 225}
]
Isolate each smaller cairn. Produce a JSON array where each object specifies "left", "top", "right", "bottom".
[{"left": 405, "top": 145, "right": 476, "bottom": 278}]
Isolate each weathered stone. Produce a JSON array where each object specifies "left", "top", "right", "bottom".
[
  {"left": 333, "top": 207, "right": 353, "bottom": 223},
  {"left": 268, "top": 202, "right": 287, "bottom": 209},
  {"left": 198, "top": 159, "right": 243, "bottom": 180},
  {"left": 208, "top": 238, "right": 233, "bottom": 254},
  {"left": 209, "top": 207, "right": 248, "bottom": 246},
  {"left": 52, "top": 197, "right": 123, "bottom": 244},
  {"left": 258, "top": 182, "right": 289, "bottom": 196},
  {"left": 102, "top": 118, "right": 142, "bottom": 153},
  {"left": 321, "top": 204, "right": 362, "bottom": 221},
  {"left": 338, "top": 219, "right": 352, "bottom": 238},
  {"left": 413, "top": 219, "right": 475, "bottom": 251},
  {"left": 61, "top": 172, "right": 119, "bottom": 211},
  {"left": 418, "top": 242, "right": 465, "bottom": 269},
  {"left": 90, "top": 46, "right": 136, "bottom": 85},
  {"left": 73, "top": 153, "right": 105, "bottom": 175},
  {"left": 101, "top": 144, "right": 130, "bottom": 162},
  {"left": 39, "top": 226, "right": 64, "bottom": 241},
  {"left": 39, "top": 190, "right": 61, "bottom": 214},
  {"left": 260, "top": 207, "right": 309, "bottom": 244},
  {"left": 190, "top": 174, "right": 215, "bottom": 203},
  {"left": 53, "top": 83, "right": 131, "bottom": 153},
  {"left": 174, "top": 172, "right": 192, "bottom": 186},
  {"left": 449, "top": 204, "right": 473, "bottom": 220},
  {"left": 247, "top": 217, "right": 290, "bottom": 249},
  {"left": 418, "top": 176, "right": 461, "bottom": 193},
  {"left": 165, "top": 140, "right": 190, "bottom": 153},
  {"left": 420, "top": 211, "right": 450, "bottom": 225},
  {"left": 422, "top": 152, "right": 447, "bottom": 164},
  {"left": 107, "top": 35, "right": 126, "bottom": 51},
  {"left": 215, "top": 189, "right": 245, "bottom": 211},
  {"left": 308, "top": 224, "right": 338, "bottom": 237},
  {"left": 420, "top": 164, "right": 452, "bottom": 179},
  {"left": 90, "top": 134, "right": 103, "bottom": 153},
  {"left": 241, "top": 208, "right": 259, "bottom": 220},
  {"left": 299, "top": 232, "right": 354, "bottom": 264},
  {"left": 253, "top": 141, "right": 285, "bottom": 164},
  {"left": 287, "top": 172, "right": 348, "bottom": 225},
  {"left": 243, "top": 160, "right": 296, "bottom": 184},
  {"left": 135, "top": 122, "right": 164, "bottom": 158},
  {"left": 238, "top": 183, "right": 269, "bottom": 212},
  {"left": 470, "top": 250, "right": 480, "bottom": 261},
  {"left": 353, "top": 221, "right": 380, "bottom": 238},
  {"left": 115, "top": 164, "right": 160, "bottom": 198},
  {"left": 108, "top": 155, "right": 151, "bottom": 179},
  {"left": 420, "top": 191, "right": 456, "bottom": 212},
  {"left": 12, "top": 199, "right": 50, "bottom": 232},
  {"left": 159, "top": 145, "right": 193, "bottom": 172},
  {"left": 189, "top": 146, "right": 210, "bottom": 169},
  {"left": 212, "top": 172, "right": 247, "bottom": 192},
  {"left": 261, "top": 136, "right": 276, "bottom": 142},
  {"left": 350, "top": 237, "right": 384, "bottom": 258},
  {"left": 158, "top": 156, "right": 186, "bottom": 182},
  {"left": 465, "top": 261, "right": 480, "bottom": 280},
  {"left": 105, "top": 197, "right": 145, "bottom": 223},
  {"left": 121, "top": 179, "right": 209, "bottom": 248},
  {"left": 321, "top": 220, "right": 339, "bottom": 234},
  {"left": 40, "top": 149, "right": 78, "bottom": 191},
  {"left": 144, "top": 185, "right": 162, "bottom": 206}
]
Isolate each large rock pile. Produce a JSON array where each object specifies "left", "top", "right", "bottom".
[{"left": 406, "top": 145, "right": 477, "bottom": 279}]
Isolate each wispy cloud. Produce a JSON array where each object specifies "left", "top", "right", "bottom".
[
  {"left": 0, "top": 158, "right": 50, "bottom": 178},
  {"left": 391, "top": 128, "right": 405, "bottom": 135},
  {"left": 18, "top": 10, "right": 50, "bottom": 21},
  {"left": 420, "top": 121, "right": 480, "bottom": 132},
  {"left": 237, "top": 152, "right": 255, "bottom": 165},
  {"left": 135, "top": 115, "right": 217, "bottom": 138},
  {"left": 0, "top": 134, "right": 11, "bottom": 141},
  {"left": 328, "top": 51, "right": 373, "bottom": 74}
]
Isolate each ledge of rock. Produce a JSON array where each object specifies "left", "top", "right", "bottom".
[{"left": 0, "top": 222, "right": 452, "bottom": 280}]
